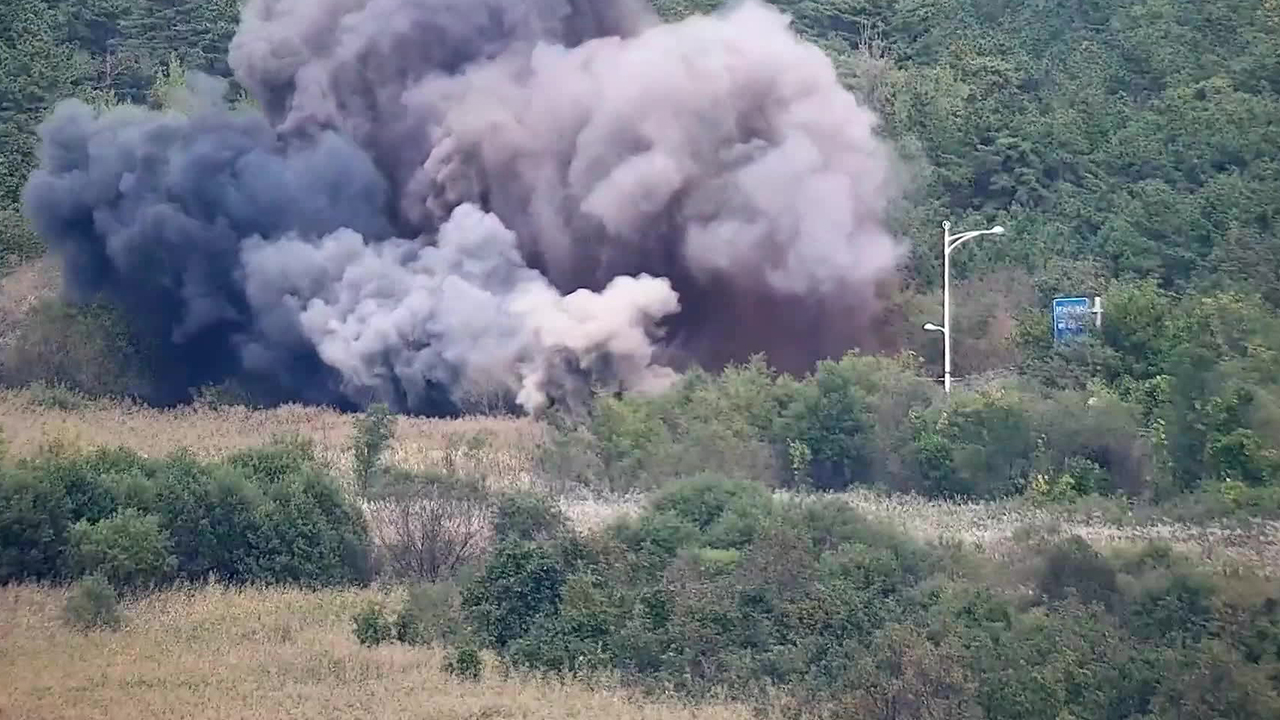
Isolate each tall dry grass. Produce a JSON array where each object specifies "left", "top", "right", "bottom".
[
  {"left": 0, "top": 583, "right": 768, "bottom": 720},
  {"left": 834, "top": 486, "right": 1280, "bottom": 575},
  {"left": 0, "top": 386, "right": 542, "bottom": 484}
]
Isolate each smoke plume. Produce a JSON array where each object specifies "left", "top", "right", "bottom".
[{"left": 21, "top": 0, "right": 907, "bottom": 416}]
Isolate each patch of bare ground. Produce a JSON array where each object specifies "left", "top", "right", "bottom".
[{"left": 0, "top": 583, "right": 764, "bottom": 720}]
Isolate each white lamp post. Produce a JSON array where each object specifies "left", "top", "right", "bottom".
[{"left": 922, "top": 220, "right": 1006, "bottom": 394}]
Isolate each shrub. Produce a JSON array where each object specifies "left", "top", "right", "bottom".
[
  {"left": 1030, "top": 386, "right": 1153, "bottom": 497},
  {"left": 443, "top": 468, "right": 1280, "bottom": 718},
  {"left": 26, "top": 380, "right": 88, "bottom": 410},
  {"left": 395, "top": 582, "right": 465, "bottom": 646},
  {"left": 224, "top": 435, "right": 321, "bottom": 486},
  {"left": 0, "top": 468, "right": 71, "bottom": 581},
  {"left": 249, "top": 466, "right": 373, "bottom": 585},
  {"left": 366, "top": 470, "right": 490, "bottom": 580},
  {"left": 351, "top": 403, "right": 395, "bottom": 494},
  {"left": 506, "top": 572, "right": 619, "bottom": 675},
  {"left": 1035, "top": 535, "right": 1119, "bottom": 610},
  {"left": 553, "top": 360, "right": 785, "bottom": 492},
  {"left": 650, "top": 474, "right": 771, "bottom": 533},
  {"left": 63, "top": 575, "right": 123, "bottom": 630},
  {"left": 0, "top": 206, "right": 43, "bottom": 274},
  {"left": 19, "top": 444, "right": 151, "bottom": 526},
  {"left": 842, "top": 624, "right": 982, "bottom": 720},
  {"left": 0, "top": 438, "right": 371, "bottom": 587},
  {"left": 68, "top": 508, "right": 176, "bottom": 590},
  {"left": 352, "top": 601, "right": 394, "bottom": 647},
  {"left": 543, "top": 353, "right": 946, "bottom": 494},
  {"left": 393, "top": 604, "right": 428, "bottom": 645},
  {"left": 152, "top": 448, "right": 371, "bottom": 586},
  {"left": 443, "top": 645, "right": 484, "bottom": 681},
  {"left": 774, "top": 357, "right": 877, "bottom": 490},
  {"left": 919, "top": 386, "right": 1038, "bottom": 498},
  {"left": 463, "top": 541, "right": 567, "bottom": 650},
  {"left": 608, "top": 510, "right": 701, "bottom": 575},
  {"left": 494, "top": 490, "right": 567, "bottom": 543}
]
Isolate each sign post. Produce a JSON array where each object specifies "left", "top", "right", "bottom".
[{"left": 1052, "top": 296, "right": 1092, "bottom": 343}]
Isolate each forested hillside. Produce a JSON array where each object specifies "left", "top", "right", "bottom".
[
  {"left": 2, "top": 0, "right": 1279, "bottom": 498},
  {"left": 7, "top": 0, "right": 1278, "bottom": 292}
]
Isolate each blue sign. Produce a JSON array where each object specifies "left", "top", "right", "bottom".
[{"left": 1052, "top": 296, "right": 1092, "bottom": 343}]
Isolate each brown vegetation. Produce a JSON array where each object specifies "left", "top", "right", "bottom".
[
  {"left": 0, "top": 386, "right": 542, "bottom": 483},
  {"left": 0, "top": 583, "right": 764, "bottom": 720}
]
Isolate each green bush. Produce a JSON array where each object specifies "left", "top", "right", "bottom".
[
  {"left": 547, "top": 359, "right": 785, "bottom": 492},
  {"left": 26, "top": 380, "right": 88, "bottom": 411},
  {"left": 68, "top": 508, "right": 176, "bottom": 590},
  {"left": 463, "top": 541, "right": 568, "bottom": 650},
  {"left": 0, "top": 207, "right": 44, "bottom": 274},
  {"left": 774, "top": 357, "right": 877, "bottom": 491},
  {"left": 151, "top": 446, "right": 371, "bottom": 586},
  {"left": 352, "top": 601, "right": 393, "bottom": 647},
  {"left": 395, "top": 582, "right": 465, "bottom": 646},
  {"left": 0, "top": 467, "right": 71, "bottom": 582},
  {"left": 63, "top": 574, "right": 123, "bottom": 630},
  {"left": 451, "top": 476, "right": 1280, "bottom": 716},
  {"left": 0, "top": 438, "right": 371, "bottom": 587},
  {"left": 442, "top": 645, "right": 484, "bottom": 681},
  {"left": 908, "top": 386, "right": 1038, "bottom": 498},
  {"left": 649, "top": 474, "right": 771, "bottom": 533},
  {"left": 493, "top": 490, "right": 567, "bottom": 543},
  {"left": 546, "top": 352, "right": 950, "bottom": 495},
  {"left": 1035, "top": 535, "right": 1120, "bottom": 610},
  {"left": 1030, "top": 386, "right": 1154, "bottom": 497},
  {"left": 351, "top": 403, "right": 395, "bottom": 495}
]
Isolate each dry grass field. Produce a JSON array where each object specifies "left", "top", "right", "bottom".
[
  {"left": 0, "top": 583, "right": 767, "bottom": 720},
  {"left": 0, "top": 386, "right": 543, "bottom": 486},
  {"left": 836, "top": 488, "right": 1280, "bottom": 576}
]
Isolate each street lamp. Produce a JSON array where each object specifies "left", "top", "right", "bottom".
[{"left": 924, "top": 220, "right": 1006, "bottom": 394}]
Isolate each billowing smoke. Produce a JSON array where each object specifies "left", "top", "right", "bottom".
[{"left": 21, "top": 0, "right": 907, "bottom": 416}]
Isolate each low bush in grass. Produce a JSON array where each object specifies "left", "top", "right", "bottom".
[
  {"left": 0, "top": 436, "right": 372, "bottom": 587},
  {"left": 62, "top": 574, "right": 123, "bottom": 630}
]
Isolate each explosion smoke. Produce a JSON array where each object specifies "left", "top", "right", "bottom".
[{"left": 21, "top": 0, "right": 907, "bottom": 416}]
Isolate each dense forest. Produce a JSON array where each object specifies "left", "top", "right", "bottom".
[{"left": 14, "top": 0, "right": 1278, "bottom": 296}]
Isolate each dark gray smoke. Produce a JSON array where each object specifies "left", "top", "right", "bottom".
[{"left": 21, "top": 0, "right": 908, "bottom": 415}]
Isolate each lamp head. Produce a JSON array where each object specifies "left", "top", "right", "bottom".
[
  {"left": 922, "top": 322, "right": 944, "bottom": 333},
  {"left": 991, "top": 225, "right": 1005, "bottom": 234}
]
